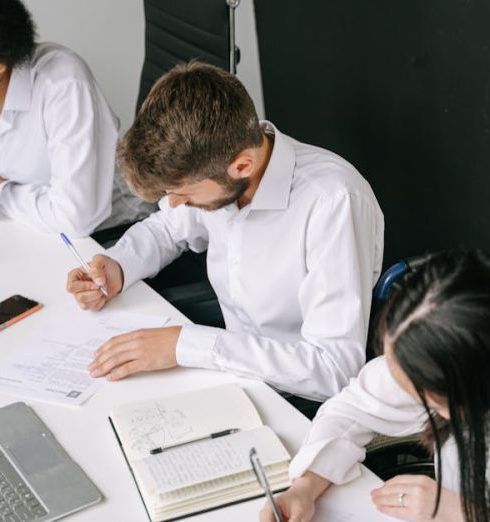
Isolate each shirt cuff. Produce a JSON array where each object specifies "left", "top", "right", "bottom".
[
  {"left": 106, "top": 241, "right": 142, "bottom": 291},
  {"left": 176, "top": 324, "right": 220, "bottom": 369},
  {"left": 0, "top": 179, "right": 10, "bottom": 194},
  {"left": 289, "top": 438, "right": 365, "bottom": 485}
]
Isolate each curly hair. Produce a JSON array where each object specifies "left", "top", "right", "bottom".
[{"left": 0, "top": 0, "right": 37, "bottom": 68}]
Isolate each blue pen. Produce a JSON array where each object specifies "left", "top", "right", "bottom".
[{"left": 60, "top": 233, "right": 108, "bottom": 297}]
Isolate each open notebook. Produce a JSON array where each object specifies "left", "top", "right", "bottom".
[{"left": 109, "top": 384, "right": 291, "bottom": 521}]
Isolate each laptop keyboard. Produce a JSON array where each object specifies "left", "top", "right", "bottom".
[{"left": 0, "top": 451, "right": 47, "bottom": 522}]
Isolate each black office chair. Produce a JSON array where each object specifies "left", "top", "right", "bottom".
[
  {"left": 364, "top": 254, "right": 435, "bottom": 480},
  {"left": 136, "top": 0, "right": 240, "bottom": 111},
  {"left": 132, "top": 0, "right": 242, "bottom": 327}
]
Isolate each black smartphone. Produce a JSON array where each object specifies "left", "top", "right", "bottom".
[{"left": 0, "top": 295, "right": 42, "bottom": 331}]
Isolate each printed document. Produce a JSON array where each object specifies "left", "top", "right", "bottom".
[{"left": 0, "top": 304, "right": 168, "bottom": 406}]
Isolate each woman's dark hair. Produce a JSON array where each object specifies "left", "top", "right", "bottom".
[
  {"left": 377, "top": 250, "right": 490, "bottom": 522},
  {"left": 0, "top": 0, "right": 37, "bottom": 68}
]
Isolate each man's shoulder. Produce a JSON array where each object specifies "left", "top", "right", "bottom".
[
  {"left": 31, "top": 42, "right": 96, "bottom": 87},
  {"left": 287, "top": 136, "right": 374, "bottom": 202}
]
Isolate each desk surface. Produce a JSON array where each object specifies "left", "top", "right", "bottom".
[
  {"left": 0, "top": 219, "right": 311, "bottom": 521},
  {"left": 0, "top": 219, "right": 392, "bottom": 522}
]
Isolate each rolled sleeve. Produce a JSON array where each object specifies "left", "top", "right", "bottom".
[
  {"left": 290, "top": 438, "right": 365, "bottom": 485},
  {"left": 288, "top": 357, "right": 427, "bottom": 484}
]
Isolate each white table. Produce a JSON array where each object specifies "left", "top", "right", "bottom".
[
  {"left": 1, "top": 219, "right": 392, "bottom": 522},
  {"left": 0, "top": 219, "right": 312, "bottom": 521}
]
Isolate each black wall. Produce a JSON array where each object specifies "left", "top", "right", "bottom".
[{"left": 255, "top": 1, "right": 490, "bottom": 266}]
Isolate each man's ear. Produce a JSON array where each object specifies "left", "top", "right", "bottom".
[
  {"left": 227, "top": 151, "right": 254, "bottom": 180},
  {"left": 0, "top": 63, "right": 8, "bottom": 76}
]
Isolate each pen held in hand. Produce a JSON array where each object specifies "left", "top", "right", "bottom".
[
  {"left": 60, "top": 233, "right": 108, "bottom": 297},
  {"left": 149, "top": 428, "right": 240, "bottom": 455},
  {"left": 250, "top": 447, "right": 284, "bottom": 522}
]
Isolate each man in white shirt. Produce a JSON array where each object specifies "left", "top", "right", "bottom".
[
  {"left": 67, "top": 61, "right": 384, "bottom": 410},
  {"left": 0, "top": 0, "right": 153, "bottom": 237}
]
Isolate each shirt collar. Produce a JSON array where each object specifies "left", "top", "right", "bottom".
[
  {"left": 3, "top": 65, "right": 32, "bottom": 112},
  {"left": 250, "top": 121, "right": 296, "bottom": 211}
]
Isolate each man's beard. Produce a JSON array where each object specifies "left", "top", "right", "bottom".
[{"left": 185, "top": 177, "right": 250, "bottom": 211}]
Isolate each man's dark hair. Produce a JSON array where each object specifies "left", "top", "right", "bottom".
[
  {"left": 0, "top": 0, "right": 37, "bottom": 68},
  {"left": 376, "top": 249, "right": 490, "bottom": 522},
  {"left": 117, "top": 61, "right": 263, "bottom": 201}
]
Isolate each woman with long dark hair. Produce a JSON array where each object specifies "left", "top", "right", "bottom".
[{"left": 261, "top": 249, "right": 490, "bottom": 522}]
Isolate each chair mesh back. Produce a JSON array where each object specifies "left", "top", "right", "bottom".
[{"left": 136, "top": 0, "right": 230, "bottom": 112}]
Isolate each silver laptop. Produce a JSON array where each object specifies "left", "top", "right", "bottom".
[{"left": 0, "top": 402, "right": 101, "bottom": 521}]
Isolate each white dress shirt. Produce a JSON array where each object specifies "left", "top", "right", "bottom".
[
  {"left": 107, "top": 122, "right": 384, "bottom": 401},
  {"left": 0, "top": 42, "right": 153, "bottom": 237},
  {"left": 289, "top": 356, "right": 468, "bottom": 493}
]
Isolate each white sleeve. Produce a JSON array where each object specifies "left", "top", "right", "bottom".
[
  {"left": 106, "top": 201, "right": 209, "bottom": 289},
  {"left": 176, "top": 192, "right": 384, "bottom": 401},
  {"left": 289, "top": 357, "right": 427, "bottom": 484},
  {"left": 0, "top": 80, "right": 117, "bottom": 237}
]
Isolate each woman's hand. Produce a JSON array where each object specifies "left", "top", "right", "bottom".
[
  {"left": 259, "top": 472, "right": 331, "bottom": 522},
  {"left": 371, "top": 474, "right": 464, "bottom": 522}
]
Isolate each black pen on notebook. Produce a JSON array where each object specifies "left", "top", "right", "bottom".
[
  {"left": 149, "top": 428, "right": 240, "bottom": 455},
  {"left": 60, "top": 232, "right": 108, "bottom": 297}
]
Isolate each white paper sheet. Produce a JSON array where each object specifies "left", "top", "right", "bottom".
[
  {"left": 313, "top": 466, "right": 397, "bottom": 522},
  {"left": 0, "top": 305, "right": 168, "bottom": 406}
]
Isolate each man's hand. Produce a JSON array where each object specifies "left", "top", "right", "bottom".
[
  {"left": 66, "top": 254, "right": 123, "bottom": 311},
  {"left": 259, "top": 472, "right": 330, "bottom": 522},
  {"left": 371, "top": 474, "right": 464, "bottom": 522},
  {"left": 88, "top": 326, "right": 182, "bottom": 380}
]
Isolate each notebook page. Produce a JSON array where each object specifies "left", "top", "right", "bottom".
[
  {"left": 112, "top": 384, "right": 263, "bottom": 461},
  {"left": 132, "top": 426, "right": 289, "bottom": 496}
]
